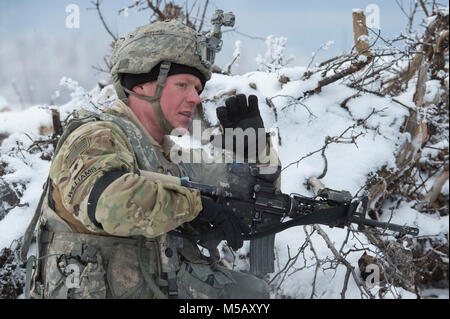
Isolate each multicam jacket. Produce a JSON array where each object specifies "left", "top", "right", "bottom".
[{"left": 49, "top": 100, "right": 202, "bottom": 237}]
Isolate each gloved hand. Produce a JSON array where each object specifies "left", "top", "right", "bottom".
[
  {"left": 212, "top": 94, "right": 266, "bottom": 160},
  {"left": 191, "top": 196, "right": 250, "bottom": 250}
]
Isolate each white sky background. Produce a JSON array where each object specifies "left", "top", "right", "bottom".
[{"left": 0, "top": 0, "right": 431, "bottom": 108}]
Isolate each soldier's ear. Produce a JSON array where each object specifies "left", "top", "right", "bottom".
[{"left": 133, "top": 85, "right": 145, "bottom": 94}]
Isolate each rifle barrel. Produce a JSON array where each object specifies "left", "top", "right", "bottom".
[{"left": 352, "top": 216, "right": 419, "bottom": 236}]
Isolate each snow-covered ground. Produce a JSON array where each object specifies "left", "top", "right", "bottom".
[{"left": 0, "top": 66, "right": 448, "bottom": 298}]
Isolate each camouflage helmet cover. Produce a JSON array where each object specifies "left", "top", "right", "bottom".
[{"left": 110, "top": 19, "right": 212, "bottom": 101}]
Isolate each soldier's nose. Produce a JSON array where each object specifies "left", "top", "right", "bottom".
[{"left": 187, "top": 88, "right": 201, "bottom": 105}]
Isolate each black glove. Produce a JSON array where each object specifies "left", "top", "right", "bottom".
[
  {"left": 191, "top": 196, "right": 250, "bottom": 250},
  {"left": 213, "top": 94, "right": 266, "bottom": 160}
]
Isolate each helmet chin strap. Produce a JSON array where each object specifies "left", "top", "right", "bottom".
[{"left": 123, "top": 61, "right": 175, "bottom": 135}]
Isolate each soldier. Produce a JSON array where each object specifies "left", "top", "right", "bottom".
[{"left": 22, "top": 19, "right": 273, "bottom": 299}]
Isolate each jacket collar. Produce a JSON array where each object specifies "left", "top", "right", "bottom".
[{"left": 107, "top": 99, "right": 175, "bottom": 155}]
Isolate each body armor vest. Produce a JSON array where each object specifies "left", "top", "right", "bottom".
[{"left": 21, "top": 109, "right": 207, "bottom": 299}]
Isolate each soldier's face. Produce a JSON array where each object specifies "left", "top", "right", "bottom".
[
  {"left": 159, "top": 74, "right": 203, "bottom": 129},
  {"left": 131, "top": 74, "right": 202, "bottom": 135}
]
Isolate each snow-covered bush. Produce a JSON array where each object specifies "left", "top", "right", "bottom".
[{"left": 256, "top": 35, "right": 295, "bottom": 73}]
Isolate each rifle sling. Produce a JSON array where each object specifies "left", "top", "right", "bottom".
[
  {"left": 244, "top": 204, "right": 354, "bottom": 239},
  {"left": 171, "top": 203, "right": 354, "bottom": 242}
]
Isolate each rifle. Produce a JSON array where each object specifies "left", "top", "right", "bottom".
[{"left": 172, "top": 162, "right": 419, "bottom": 274}]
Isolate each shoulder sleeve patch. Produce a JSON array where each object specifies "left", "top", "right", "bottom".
[{"left": 67, "top": 137, "right": 89, "bottom": 167}]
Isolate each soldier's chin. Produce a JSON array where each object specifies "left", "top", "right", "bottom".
[{"left": 178, "top": 118, "right": 193, "bottom": 129}]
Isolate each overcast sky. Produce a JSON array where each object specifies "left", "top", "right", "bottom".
[{"left": 0, "top": 0, "right": 432, "bottom": 108}]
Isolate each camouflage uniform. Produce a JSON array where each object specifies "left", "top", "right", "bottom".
[
  {"left": 23, "top": 18, "right": 271, "bottom": 299},
  {"left": 24, "top": 99, "right": 270, "bottom": 299}
]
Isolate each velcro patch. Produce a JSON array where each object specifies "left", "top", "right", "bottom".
[
  {"left": 67, "top": 138, "right": 89, "bottom": 167},
  {"left": 68, "top": 166, "right": 99, "bottom": 200}
]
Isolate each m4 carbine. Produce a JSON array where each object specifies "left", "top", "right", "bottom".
[
  {"left": 166, "top": 162, "right": 419, "bottom": 274},
  {"left": 180, "top": 163, "right": 419, "bottom": 238}
]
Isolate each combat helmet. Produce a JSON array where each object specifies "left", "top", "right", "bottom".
[{"left": 110, "top": 11, "right": 234, "bottom": 134}]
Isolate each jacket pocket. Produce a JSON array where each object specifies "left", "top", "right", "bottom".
[
  {"left": 106, "top": 243, "right": 158, "bottom": 298},
  {"left": 176, "top": 262, "right": 235, "bottom": 299},
  {"left": 48, "top": 243, "right": 107, "bottom": 299}
]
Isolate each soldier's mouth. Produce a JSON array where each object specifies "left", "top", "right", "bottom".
[{"left": 179, "top": 111, "right": 193, "bottom": 119}]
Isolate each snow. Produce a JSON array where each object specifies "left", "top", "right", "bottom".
[
  {"left": 0, "top": 63, "right": 448, "bottom": 299},
  {"left": 0, "top": 105, "right": 52, "bottom": 136},
  {"left": 388, "top": 202, "right": 448, "bottom": 237},
  {"left": 357, "top": 35, "right": 370, "bottom": 43},
  {"left": 442, "top": 179, "right": 449, "bottom": 196},
  {"left": 0, "top": 131, "right": 51, "bottom": 246},
  {"left": 278, "top": 66, "right": 307, "bottom": 81},
  {"left": 423, "top": 79, "right": 441, "bottom": 105},
  {"left": 233, "top": 40, "right": 242, "bottom": 60},
  {"left": 421, "top": 288, "right": 449, "bottom": 299}
]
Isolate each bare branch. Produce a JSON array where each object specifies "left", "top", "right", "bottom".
[
  {"left": 313, "top": 224, "right": 374, "bottom": 298},
  {"left": 418, "top": 0, "right": 430, "bottom": 17},
  {"left": 282, "top": 108, "right": 378, "bottom": 173},
  {"left": 198, "top": 0, "right": 209, "bottom": 32},
  {"left": 146, "top": 0, "right": 166, "bottom": 20},
  {"left": 89, "top": 0, "right": 118, "bottom": 42}
]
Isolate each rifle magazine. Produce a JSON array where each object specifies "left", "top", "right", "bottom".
[{"left": 249, "top": 234, "right": 276, "bottom": 276}]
